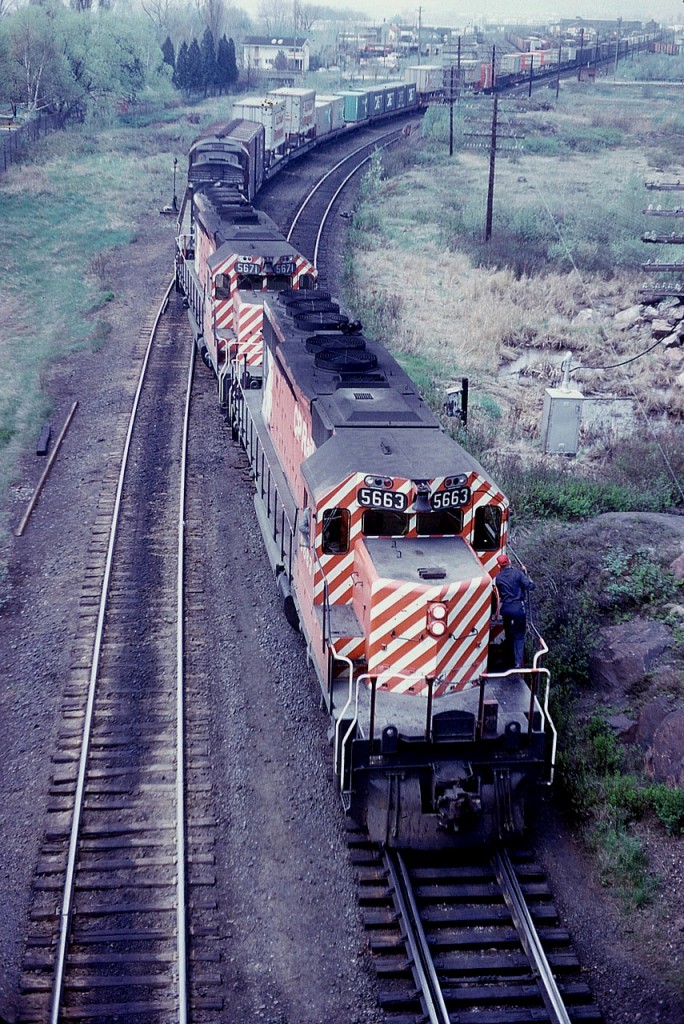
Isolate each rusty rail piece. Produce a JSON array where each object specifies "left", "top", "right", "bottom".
[{"left": 16, "top": 401, "right": 79, "bottom": 537}]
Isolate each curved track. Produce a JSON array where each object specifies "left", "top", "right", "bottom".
[
  {"left": 285, "top": 126, "right": 408, "bottom": 284},
  {"left": 16, "top": 287, "right": 221, "bottom": 1023}
]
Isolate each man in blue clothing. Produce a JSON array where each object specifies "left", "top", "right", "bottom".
[{"left": 494, "top": 553, "right": 535, "bottom": 670}]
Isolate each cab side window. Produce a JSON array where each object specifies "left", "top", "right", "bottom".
[
  {"left": 322, "top": 507, "right": 350, "bottom": 554},
  {"left": 473, "top": 506, "right": 501, "bottom": 550},
  {"left": 215, "top": 273, "right": 231, "bottom": 299}
]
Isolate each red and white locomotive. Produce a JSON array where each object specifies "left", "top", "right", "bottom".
[{"left": 176, "top": 120, "right": 556, "bottom": 850}]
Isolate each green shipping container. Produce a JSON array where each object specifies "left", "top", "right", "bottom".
[{"left": 337, "top": 90, "right": 369, "bottom": 122}]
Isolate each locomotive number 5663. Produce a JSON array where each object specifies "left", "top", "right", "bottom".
[{"left": 357, "top": 488, "right": 408, "bottom": 511}]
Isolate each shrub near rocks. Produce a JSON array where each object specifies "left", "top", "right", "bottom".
[{"left": 518, "top": 514, "right": 684, "bottom": 898}]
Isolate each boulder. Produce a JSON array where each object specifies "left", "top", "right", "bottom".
[
  {"left": 589, "top": 617, "right": 671, "bottom": 691},
  {"left": 636, "top": 696, "right": 672, "bottom": 747},
  {"left": 607, "top": 713, "right": 637, "bottom": 742},
  {"left": 671, "top": 553, "right": 684, "bottom": 580},
  {"left": 664, "top": 326, "right": 684, "bottom": 348},
  {"left": 652, "top": 318, "right": 676, "bottom": 338},
  {"left": 651, "top": 709, "right": 684, "bottom": 786},
  {"left": 613, "top": 305, "right": 643, "bottom": 330}
]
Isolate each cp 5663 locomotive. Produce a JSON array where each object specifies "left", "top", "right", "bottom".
[{"left": 176, "top": 119, "right": 556, "bottom": 850}]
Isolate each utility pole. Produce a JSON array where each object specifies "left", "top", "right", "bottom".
[
  {"left": 641, "top": 180, "right": 684, "bottom": 300},
  {"left": 556, "top": 40, "right": 562, "bottom": 99},
  {"left": 528, "top": 53, "right": 534, "bottom": 97},
  {"left": 614, "top": 17, "right": 622, "bottom": 75},
  {"left": 448, "top": 37, "right": 462, "bottom": 157},
  {"left": 485, "top": 92, "right": 498, "bottom": 242},
  {"left": 417, "top": 6, "right": 422, "bottom": 65}
]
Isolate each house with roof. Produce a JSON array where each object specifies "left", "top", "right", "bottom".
[{"left": 242, "top": 36, "right": 310, "bottom": 74}]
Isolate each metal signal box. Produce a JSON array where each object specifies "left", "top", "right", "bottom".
[{"left": 541, "top": 387, "right": 584, "bottom": 454}]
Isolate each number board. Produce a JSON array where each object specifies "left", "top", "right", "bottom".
[
  {"left": 236, "top": 261, "right": 262, "bottom": 274},
  {"left": 357, "top": 488, "right": 408, "bottom": 511},
  {"left": 431, "top": 487, "right": 470, "bottom": 510},
  {"left": 273, "top": 261, "right": 296, "bottom": 275}
]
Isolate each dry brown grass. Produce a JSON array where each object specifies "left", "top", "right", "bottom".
[{"left": 350, "top": 92, "right": 684, "bottom": 449}]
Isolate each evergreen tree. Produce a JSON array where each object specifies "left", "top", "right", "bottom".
[
  {"left": 200, "top": 27, "right": 216, "bottom": 97},
  {"left": 174, "top": 39, "right": 189, "bottom": 91},
  {"left": 216, "top": 35, "right": 238, "bottom": 94},
  {"left": 186, "top": 38, "right": 203, "bottom": 95},
  {"left": 226, "top": 37, "right": 238, "bottom": 88},
  {"left": 161, "top": 35, "right": 175, "bottom": 75}
]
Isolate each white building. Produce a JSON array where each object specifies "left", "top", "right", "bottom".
[{"left": 242, "top": 36, "right": 310, "bottom": 74}]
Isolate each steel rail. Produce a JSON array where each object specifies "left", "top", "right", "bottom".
[
  {"left": 311, "top": 134, "right": 403, "bottom": 269},
  {"left": 385, "top": 851, "right": 451, "bottom": 1024},
  {"left": 286, "top": 127, "right": 403, "bottom": 243},
  {"left": 48, "top": 276, "right": 189, "bottom": 1024},
  {"left": 175, "top": 336, "right": 196, "bottom": 1024},
  {"left": 494, "top": 848, "right": 572, "bottom": 1024}
]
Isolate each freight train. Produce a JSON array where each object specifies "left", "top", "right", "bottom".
[{"left": 175, "top": 115, "right": 556, "bottom": 850}]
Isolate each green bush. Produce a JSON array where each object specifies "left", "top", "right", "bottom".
[
  {"left": 649, "top": 784, "right": 684, "bottom": 835},
  {"left": 590, "top": 823, "right": 658, "bottom": 907},
  {"left": 602, "top": 548, "right": 682, "bottom": 616},
  {"left": 604, "top": 774, "right": 649, "bottom": 825}
]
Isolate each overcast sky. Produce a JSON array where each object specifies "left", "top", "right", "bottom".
[{"left": 325, "top": 2, "right": 684, "bottom": 28}]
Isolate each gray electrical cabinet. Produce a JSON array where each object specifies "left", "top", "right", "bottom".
[{"left": 541, "top": 387, "right": 584, "bottom": 454}]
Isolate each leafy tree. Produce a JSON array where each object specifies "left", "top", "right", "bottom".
[
  {"left": 202, "top": 0, "right": 225, "bottom": 46},
  {"left": 174, "top": 38, "right": 188, "bottom": 90},
  {"left": 161, "top": 34, "right": 174, "bottom": 74},
  {"left": 216, "top": 33, "right": 237, "bottom": 93},
  {"left": 186, "top": 37, "right": 203, "bottom": 94},
  {"left": 2, "top": 5, "right": 153, "bottom": 121},
  {"left": 140, "top": 0, "right": 173, "bottom": 33},
  {"left": 4, "top": 4, "right": 61, "bottom": 112},
  {"left": 274, "top": 48, "right": 287, "bottom": 70},
  {"left": 200, "top": 26, "right": 216, "bottom": 95}
]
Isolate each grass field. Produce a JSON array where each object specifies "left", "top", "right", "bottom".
[
  {"left": 346, "top": 77, "right": 684, "bottom": 452},
  {"left": 0, "top": 100, "right": 230, "bottom": 581}
]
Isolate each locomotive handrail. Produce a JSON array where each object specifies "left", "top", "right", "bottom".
[
  {"left": 333, "top": 655, "right": 356, "bottom": 790},
  {"left": 481, "top": 664, "right": 556, "bottom": 784}
]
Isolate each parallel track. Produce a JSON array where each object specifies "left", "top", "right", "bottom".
[
  {"left": 18, "top": 287, "right": 223, "bottom": 1022},
  {"left": 349, "top": 831, "right": 604, "bottom": 1024}
]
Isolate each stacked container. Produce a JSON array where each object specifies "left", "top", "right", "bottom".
[
  {"left": 269, "top": 87, "right": 316, "bottom": 140},
  {"left": 231, "top": 95, "right": 286, "bottom": 159}
]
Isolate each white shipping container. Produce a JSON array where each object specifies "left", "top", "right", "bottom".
[
  {"left": 315, "top": 99, "right": 332, "bottom": 137},
  {"left": 316, "top": 94, "right": 345, "bottom": 130},
  {"left": 231, "top": 96, "right": 286, "bottom": 152},
  {"left": 403, "top": 64, "right": 443, "bottom": 93},
  {"left": 499, "top": 53, "right": 523, "bottom": 74},
  {"left": 269, "top": 87, "right": 315, "bottom": 136},
  {"left": 458, "top": 60, "right": 483, "bottom": 85}
]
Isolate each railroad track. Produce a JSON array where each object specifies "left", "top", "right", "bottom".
[
  {"left": 283, "top": 122, "right": 415, "bottom": 288},
  {"left": 349, "top": 830, "right": 604, "bottom": 1024},
  {"left": 17, "top": 286, "right": 223, "bottom": 1023}
]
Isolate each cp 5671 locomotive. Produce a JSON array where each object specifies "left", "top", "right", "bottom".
[{"left": 176, "top": 118, "right": 556, "bottom": 850}]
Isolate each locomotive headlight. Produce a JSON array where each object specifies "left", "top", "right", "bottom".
[{"left": 427, "top": 602, "right": 448, "bottom": 638}]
